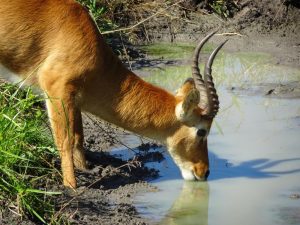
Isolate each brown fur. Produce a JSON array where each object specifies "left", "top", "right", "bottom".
[{"left": 0, "top": 0, "right": 213, "bottom": 188}]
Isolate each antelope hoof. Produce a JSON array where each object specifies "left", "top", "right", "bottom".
[
  {"left": 63, "top": 177, "right": 77, "bottom": 189},
  {"left": 74, "top": 157, "right": 88, "bottom": 170},
  {"left": 73, "top": 150, "right": 88, "bottom": 170}
]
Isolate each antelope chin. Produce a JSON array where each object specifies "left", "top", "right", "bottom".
[
  {"left": 193, "top": 172, "right": 207, "bottom": 181},
  {"left": 181, "top": 168, "right": 196, "bottom": 181},
  {"left": 180, "top": 168, "right": 207, "bottom": 181}
]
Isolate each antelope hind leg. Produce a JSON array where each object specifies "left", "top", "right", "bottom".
[{"left": 42, "top": 77, "right": 87, "bottom": 188}]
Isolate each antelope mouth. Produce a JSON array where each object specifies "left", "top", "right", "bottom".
[
  {"left": 193, "top": 171, "right": 208, "bottom": 181},
  {"left": 181, "top": 168, "right": 207, "bottom": 181}
]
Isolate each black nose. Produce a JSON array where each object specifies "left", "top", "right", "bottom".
[
  {"left": 197, "top": 129, "right": 207, "bottom": 137},
  {"left": 205, "top": 170, "right": 210, "bottom": 179}
]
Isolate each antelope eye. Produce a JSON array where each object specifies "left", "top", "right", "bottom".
[{"left": 197, "top": 129, "right": 207, "bottom": 137}]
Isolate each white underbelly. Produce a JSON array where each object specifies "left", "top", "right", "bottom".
[
  {"left": 0, "top": 63, "right": 22, "bottom": 83},
  {"left": 0, "top": 63, "right": 42, "bottom": 94}
]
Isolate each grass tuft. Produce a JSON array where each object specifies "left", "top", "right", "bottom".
[
  {"left": 77, "top": 0, "right": 118, "bottom": 32},
  {"left": 0, "top": 82, "right": 62, "bottom": 224},
  {"left": 208, "top": 0, "right": 238, "bottom": 18}
]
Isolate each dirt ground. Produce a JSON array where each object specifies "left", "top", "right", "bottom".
[
  {"left": 123, "top": 0, "right": 300, "bottom": 97},
  {"left": 1, "top": 0, "right": 299, "bottom": 224},
  {"left": 139, "top": 0, "right": 299, "bottom": 67}
]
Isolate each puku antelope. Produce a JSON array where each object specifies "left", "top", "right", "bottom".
[{"left": 0, "top": 0, "right": 226, "bottom": 188}]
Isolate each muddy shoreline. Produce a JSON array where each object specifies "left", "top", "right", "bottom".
[
  {"left": 70, "top": 8, "right": 300, "bottom": 223},
  {"left": 1, "top": 1, "right": 299, "bottom": 224}
]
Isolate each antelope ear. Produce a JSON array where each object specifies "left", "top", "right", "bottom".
[{"left": 175, "top": 88, "right": 200, "bottom": 121}]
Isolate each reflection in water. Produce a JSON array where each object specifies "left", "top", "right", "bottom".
[
  {"left": 143, "top": 51, "right": 300, "bottom": 92},
  {"left": 161, "top": 182, "right": 209, "bottom": 225}
]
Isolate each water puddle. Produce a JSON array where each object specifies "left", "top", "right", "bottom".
[
  {"left": 119, "top": 43, "right": 300, "bottom": 225},
  {"left": 132, "top": 92, "right": 300, "bottom": 225},
  {"left": 140, "top": 43, "right": 300, "bottom": 94}
]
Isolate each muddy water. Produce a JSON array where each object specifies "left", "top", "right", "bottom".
[{"left": 120, "top": 44, "right": 300, "bottom": 225}]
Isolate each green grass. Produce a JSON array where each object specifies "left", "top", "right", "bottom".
[
  {"left": 143, "top": 65, "right": 192, "bottom": 92},
  {"left": 0, "top": 82, "right": 62, "bottom": 224},
  {"left": 0, "top": 1, "right": 125, "bottom": 223},
  {"left": 77, "top": 0, "right": 117, "bottom": 33},
  {"left": 142, "top": 50, "right": 300, "bottom": 92},
  {"left": 141, "top": 41, "right": 224, "bottom": 92},
  {"left": 215, "top": 52, "right": 300, "bottom": 87},
  {"left": 141, "top": 42, "right": 214, "bottom": 60},
  {"left": 209, "top": 0, "right": 238, "bottom": 18}
]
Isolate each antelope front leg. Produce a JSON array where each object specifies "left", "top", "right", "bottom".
[{"left": 42, "top": 79, "right": 87, "bottom": 188}]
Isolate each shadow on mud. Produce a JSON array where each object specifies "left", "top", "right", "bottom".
[
  {"left": 127, "top": 58, "right": 179, "bottom": 71},
  {"left": 74, "top": 150, "right": 160, "bottom": 189}
]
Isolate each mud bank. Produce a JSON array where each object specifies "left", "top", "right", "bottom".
[
  {"left": 121, "top": 0, "right": 299, "bottom": 68},
  {"left": 1, "top": 115, "right": 160, "bottom": 225},
  {"left": 1, "top": 1, "right": 299, "bottom": 224}
]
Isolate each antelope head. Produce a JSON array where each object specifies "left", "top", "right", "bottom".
[{"left": 167, "top": 32, "right": 227, "bottom": 181}]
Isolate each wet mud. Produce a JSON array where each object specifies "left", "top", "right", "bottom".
[
  {"left": 1, "top": 1, "right": 299, "bottom": 224},
  {"left": 54, "top": 116, "right": 161, "bottom": 225}
]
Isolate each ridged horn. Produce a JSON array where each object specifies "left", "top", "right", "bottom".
[
  {"left": 192, "top": 31, "right": 217, "bottom": 112},
  {"left": 204, "top": 40, "right": 228, "bottom": 117}
]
